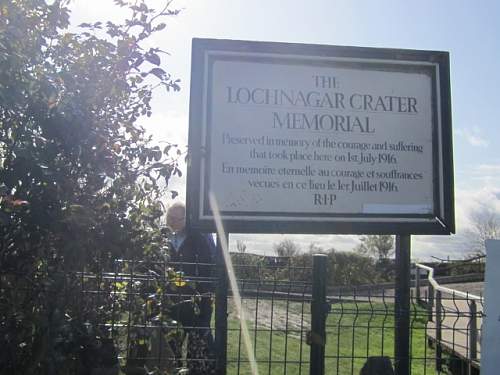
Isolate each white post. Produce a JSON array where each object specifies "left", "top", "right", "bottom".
[{"left": 481, "top": 239, "right": 500, "bottom": 374}]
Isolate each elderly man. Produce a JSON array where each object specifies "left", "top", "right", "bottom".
[{"left": 166, "top": 202, "right": 215, "bottom": 375}]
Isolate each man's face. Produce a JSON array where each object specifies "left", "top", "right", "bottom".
[{"left": 167, "top": 207, "right": 186, "bottom": 232}]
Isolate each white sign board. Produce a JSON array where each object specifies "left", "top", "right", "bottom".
[
  {"left": 187, "top": 39, "right": 454, "bottom": 234},
  {"left": 481, "top": 239, "right": 500, "bottom": 374}
]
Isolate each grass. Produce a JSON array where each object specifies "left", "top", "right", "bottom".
[{"left": 226, "top": 299, "right": 439, "bottom": 375}]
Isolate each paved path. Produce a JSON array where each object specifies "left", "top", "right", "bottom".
[{"left": 444, "top": 282, "right": 484, "bottom": 297}]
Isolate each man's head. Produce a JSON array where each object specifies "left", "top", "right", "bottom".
[{"left": 166, "top": 202, "right": 186, "bottom": 233}]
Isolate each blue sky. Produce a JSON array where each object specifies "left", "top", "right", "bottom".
[{"left": 71, "top": 0, "right": 500, "bottom": 259}]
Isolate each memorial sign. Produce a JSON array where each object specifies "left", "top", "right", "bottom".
[{"left": 187, "top": 38, "right": 454, "bottom": 234}]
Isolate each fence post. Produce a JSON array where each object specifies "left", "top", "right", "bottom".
[
  {"left": 435, "top": 290, "right": 443, "bottom": 372},
  {"left": 469, "top": 300, "right": 478, "bottom": 362},
  {"left": 215, "top": 233, "right": 228, "bottom": 375},
  {"left": 415, "top": 265, "right": 421, "bottom": 303},
  {"left": 394, "top": 234, "right": 411, "bottom": 375},
  {"left": 309, "top": 254, "right": 327, "bottom": 375},
  {"left": 428, "top": 283, "right": 434, "bottom": 322}
]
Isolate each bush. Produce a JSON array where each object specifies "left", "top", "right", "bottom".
[{"left": 0, "top": 1, "right": 181, "bottom": 373}]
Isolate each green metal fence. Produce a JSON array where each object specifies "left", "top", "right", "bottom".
[{"left": 0, "top": 255, "right": 483, "bottom": 374}]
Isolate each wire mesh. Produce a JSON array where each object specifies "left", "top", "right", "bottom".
[
  {"left": 1, "top": 256, "right": 484, "bottom": 375},
  {"left": 227, "top": 259, "right": 313, "bottom": 375},
  {"left": 0, "top": 258, "right": 218, "bottom": 374}
]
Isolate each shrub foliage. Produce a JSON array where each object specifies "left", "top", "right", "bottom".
[{"left": 0, "top": 1, "right": 182, "bottom": 373}]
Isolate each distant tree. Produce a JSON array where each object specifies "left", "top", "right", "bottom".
[
  {"left": 326, "top": 249, "right": 381, "bottom": 286},
  {"left": 273, "top": 239, "right": 300, "bottom": 257},
  {"left": 356, "top": 235, "right": 394, "bottom": 260},
  {"left": 308, "top": 242, "right": 327, "bottom": 254},
  {"left": 465, "top": 210, "right": 500, "bottom": 256},
  {"left": 236, "top": 239, "right": 247, "bottom": 253}
]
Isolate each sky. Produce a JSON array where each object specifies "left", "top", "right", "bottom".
[{"left": 70, "top": 0, "right": 500, "bottom": 260}]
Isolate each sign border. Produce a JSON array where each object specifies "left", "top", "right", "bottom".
[{"left": 187, "top": 38, "right": 454, "bottom": 235}]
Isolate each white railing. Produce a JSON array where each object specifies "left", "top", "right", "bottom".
[
  {"left": 415, "top": 263, "right": 483, "bottom": 301},
  {"left": 414, "top": 262, "right": 483, "bottom": 370}
]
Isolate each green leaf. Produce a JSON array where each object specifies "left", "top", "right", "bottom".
[
  {"left": 155, "top": 23, "right": 166, "bottom": 32},
  {"left": 146, "top": 53, "right": 161, "bottom": 66},
  {"left": 152, "top": 150, "right": 162, "bottom": 161},
  {"left": 149, "top": 67, "right": 165, "bottom": 79}
]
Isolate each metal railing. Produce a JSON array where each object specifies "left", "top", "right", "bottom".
[
  {"left": 2, "top": 255, "right": 486, "bottom": 375},
  {"left": 0, "top": 258, "right": 219, "bottom": 375},
  {"left": 415, "top": 263, "right": 483, "bottom": 375},
  {"left": 230, "top": 256, "right": 438, "bottom": 375},
  {"left": 227, "top": 255, "right": 313, "bottom": 375}
]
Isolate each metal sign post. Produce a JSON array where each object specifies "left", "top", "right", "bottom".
[
  {"left": 310, "top": 254, "right": 328, "bottom": 375},
  {"left": 215, "top": 233, "right": 228, "bottom": 375},
  {"left": 394, "top": 235, "right": 411, "bottom": 375}
]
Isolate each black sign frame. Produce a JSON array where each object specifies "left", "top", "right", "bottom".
[{"left": 186, "top": 38, "right": 454, "bottom": 235}]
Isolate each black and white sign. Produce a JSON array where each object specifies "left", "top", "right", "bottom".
[{"left": 187, "top": 39, "right": 454, "bottom": 234}]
